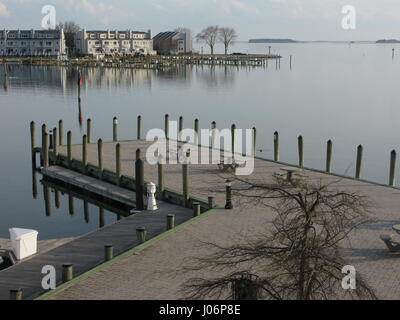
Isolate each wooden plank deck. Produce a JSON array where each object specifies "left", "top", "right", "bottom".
[{"left": 0, "top": 171, "right": 195, "bottom": 300}]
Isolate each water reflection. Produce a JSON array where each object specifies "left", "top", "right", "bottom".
[
  {"left": 0, "top": 64, "right": 241, "bottom": 94},
  {"left": 39, "top": 176, "right": 131, "bottom": 229}
]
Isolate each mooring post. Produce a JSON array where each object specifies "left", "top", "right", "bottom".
[
  {"left": 193, "top": 202, "right": 201, "bottom": 217},
  {"left": 9, "top": 289, "right": 22, "bottom": 300},
  {"left": 104, "top": 244, "right": 113, "bottom": 261},
  {"left": 113, "top": 117, "right": 118, "bottom": 142},
  {"left": 211, "top": 121, "right": 217, "bottom": 149},
  {"left": 98, "top": 139, "right": 103, "bottom": 178},
  {"left": 137, "top": 115, "right": 142, "bottom": 140},
  {"left": 53, "top": 127, "right": 58, "bottom": 158},
  {"left": 82, "top": 135, "right": 87, "bottom": 173},
  {"left": 67, "top": 131, "right": 72, "bottom": 168},
  {"left": 135, "top": 149, "right": 145, "bottom": 210},
  {"left": 231, "top": 124, "right": 236, "bottom": 156},
  {"left": 41, "top": 124, "right": 47, "bottom": 166},
  {"left": 58, "top": 120, "right": 63, "bottom": 145},
  {"left": 298, "top": 136, "right": 304, "bottom": 168},
  {"left": 87, "top": 118, "right": 92, "bottom": 144},
  {"left": 30, "top": 121, "right": 36, "bottom": 167},
  {"left": 136, "top": 227, "right": 147, "bottom": 244},
  {"left": 116, "top": 143, "right": 121, "bottom": 186},
  {"left": 183, "top": 156, "right": 189, "bottom": 207},
  {"left": 389, "top": 150, "right": 397, "bottom": 186},
  {"left": 179, "top": 116, "right": 183, "bottom": 141},
  {"left": 326, "top": 140, "right": 333, "bottom": 173},
  {"left": 356, "top": 145, "right": 363, "bottom": 179},
  {"left": 194, "top": 119, "right": 199, "bottom": 145},
  {"left": 167, "top": 214, "right": 175, "bottom": 230},
  {"left": 165, "top": 114, "right": 169, "bottom": 140},
  {"left": 274, "top": 131, "right": 280, "bottom": 162},
  {"left": 208, "top": 195, "right": 215, "bottom": 209},
  {"left": 43, "top": 132, "right": 49, "bottom": 168},
  {"left": 84, "top": 200, "right": 89, "bottom": 223},
  {"left": 62, "top": 263, "right": 73, "bottom": 283},
  {"left": 158, "top": 155, "right": 165, "bottom": 198},
  {"left": 252, "top": 127, "right": 257, "bottom": 157}
]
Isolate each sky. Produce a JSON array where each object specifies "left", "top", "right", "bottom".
[{"left": 0, "top": 0, "right": 399, "bottom": 41}]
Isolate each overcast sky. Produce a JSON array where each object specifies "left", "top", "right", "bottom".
[{"left": 0, "top": 0, "right": 399, "bottom": 41}]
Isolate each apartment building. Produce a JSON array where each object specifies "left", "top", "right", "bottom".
[
  {"left": 153, "top": 30, "right": 193, "bottom": 54},
  {"left": 75, "top": 29, "right": 156, "bottom": 57},
  {"left": 0, "top": 29, "right": 66, "bottom": 57}
]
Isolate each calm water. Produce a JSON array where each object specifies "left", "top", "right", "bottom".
[{"left": 1, "top": 42, "right": 400, "bottom": 239}]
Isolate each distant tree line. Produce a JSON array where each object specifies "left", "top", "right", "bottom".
[{"left": 196, "top": 26, "right": 238, "bottom": 55}]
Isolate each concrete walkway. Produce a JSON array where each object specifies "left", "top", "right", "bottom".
[{"left": 49, "top": 141, "right": 400, "bottom": 300}]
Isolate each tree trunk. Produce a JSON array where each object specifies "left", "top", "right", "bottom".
[{"left": 210, "top": 45, "right": 214, "bottom": 55}]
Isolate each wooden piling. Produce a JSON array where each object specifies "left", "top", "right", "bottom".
[
  {"left": 62, "top": 263, "right": 73, "bottom": 283},
  {"left": 116, "top": 143, "right": 121, "bottom": 186},
  {"left": 193, "top": 202, "right": 201, "bottom": 217},
  {"left": 194, "top": 119, "right": 199, "bottom": 145},
  {"left": 55, "top": 190, "right": 60, "bottom": 209},
  {"left": 167, "top": 214, "right": 175, "bottom": 230},
  {"left": 183, "top": 158, "right": 189, "bottom": 207},
  {"left": 30, "top": 121, "right": 35, "bottom": 154},
  {"left": 356, "top": 145, "right": 363, "bottom": 179},
  {"left": 87, "top": 118, "right": 92, "bottom": 144},
  {"left": 211, "top": 121, "right": 217, "bottom": 149},
  {"left": 67, "top": 131, "right": 72, "bottom": 168},
  {"left": 43, "top": 132, "right": 49, "bottom": 168},
  {"left": 58, "top": 120, "right": 63, "bottom": 145},
  {"left": 136, "top": 227, "right": 147, "bottom": 244},
  {"left": 298, "top": 136, "right": 304, "bottom": 168},
  {"left": 104, "top": 244, "right": 113, "bottom": 261},
  {"left": 135, "top": 149, "right": 145, "bottom": 210},
  {"left": 231, "top": 124, "right": 236, "bottom": 155},
  {"left": 43, "top": 185, "right": 51, "bottom": 217},
  {"left": 208, "top": 195, "right": 215, "bottom": 209},
  {"left": 41, "top": 124, "right": 47, "bottom": 166},
  {"left": 53, "top": 127, "right": 58, "bottom": 157},
  {"left": 158, "top": 156, "right": 165, "bottom": 198},
  {"left": 9, "top": 288, "right": 22, "bottom": 300},
  {"left": 274, "top": 132, "right": 280, "bottom": 162},
  {"left": 326, "top": 140, "right": 333, "bottom": 173},
  {"left": 113, "top": 117, "right": 118, "bottom": 142},
  {"left": 252, "top": 127, "right": 256, "bottom": 157},
  {"left": 137, "top": 115, "right": 142, "bottom": 140},
  {"left": 98, "top": 139, "right": 103, "bottom": 178},
  {"left": 82, "top": 135, "right": 87, "bottom": 173},
  {"left": 389, "top": 150, "right": 397, "bottom": 186},
  {"left": 179, "top": 116, "right": 183, "bottom": 141},
  {"left": 165, "top": 114, "right": 169, "bottom": 140}
]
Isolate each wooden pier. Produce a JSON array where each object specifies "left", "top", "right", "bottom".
[{"left": 4, "top": 115, "right": 400, "bottom": 300}]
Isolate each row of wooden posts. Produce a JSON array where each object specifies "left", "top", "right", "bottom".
[
  {"left": 31, "top": 114, "right": 399, "bottom": 192},
  {"left": 9, "top": 212, "right": 180, "bottom": 300}
]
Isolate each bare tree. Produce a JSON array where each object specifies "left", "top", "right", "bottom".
[
  {"left": 56, "top": 21, "right": 81, "bottom": 54},
  {"left": 196, "top": 26, "right": 219, "bottom": 55},
  {"left": 182, "top": 175, "right": 377, "bottom": 300},
  {"left": 218, "top": 27, "right": 238, "bottom": 55}
]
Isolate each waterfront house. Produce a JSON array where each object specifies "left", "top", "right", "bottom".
[
  {"left": 75, "top": 29, "right": 156, "bottom": 57},
  {"left": 153, "top": 30, "right": 193, "bottom": 54},
  {"left": 0, "top": 29, "right": 66, "bottom": 57}
]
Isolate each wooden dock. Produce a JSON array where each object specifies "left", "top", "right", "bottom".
[{"left": 0, "top": 169, "right": 198, "bottom": 300}]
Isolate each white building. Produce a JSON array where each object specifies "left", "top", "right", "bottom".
[
  {"left": 0, "top": 29, "right": 66, "bottom": 57},
  {"left": 75, "top": 29, "right": 156, "bottom": 57}
]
